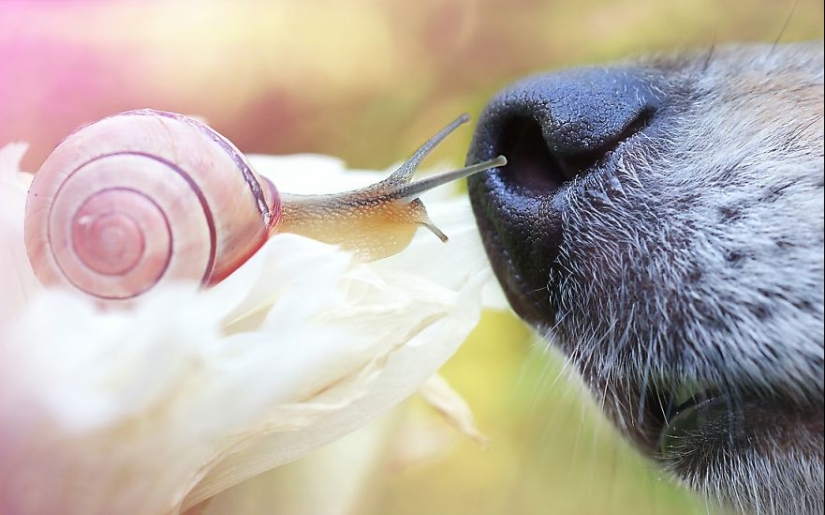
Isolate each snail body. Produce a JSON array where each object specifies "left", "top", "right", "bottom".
[{"left": 24, "top": 109, "right": 505, "bottom": 301}]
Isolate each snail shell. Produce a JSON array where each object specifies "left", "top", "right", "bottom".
[
  {"left": 25, "top": 110, "right": 280, "bottom": 300},
  {"left": 24, "top": 110, "right": 505, "bottom": 301}
]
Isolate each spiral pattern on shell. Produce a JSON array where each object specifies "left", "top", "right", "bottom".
[{"left": 25, "top": 110, "right": 281, "bottom": 300}]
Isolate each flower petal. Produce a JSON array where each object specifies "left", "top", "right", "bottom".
[
  {"left": 182, "top": 237, "right": 491, "bottom": 509},
  {"left": 0, "top": 143, "right": 41, "bottom": 326},
  {"left": 418, "top": 374, "right": 490, "bottom": 447}
]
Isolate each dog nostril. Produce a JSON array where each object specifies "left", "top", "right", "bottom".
[
  {"left": 468, "top": 67, "right": 662, "bottom": 198},
  {"left": 499, "top": 116, "right": 565, "bottom": 193},
  {"left": 498, "top": 108, "right": 654, "bottom": 195}
]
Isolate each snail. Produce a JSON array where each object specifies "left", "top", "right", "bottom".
[{"left": 24, "top": 109, "right": 505, "bottom": 301}]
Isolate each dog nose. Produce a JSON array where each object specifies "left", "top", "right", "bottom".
[
  {"left": 467, "top": 67, "right": 662, "bottom": 194},
  {"left": 466, "top": 67, "right": 663, "bottom": 325}
]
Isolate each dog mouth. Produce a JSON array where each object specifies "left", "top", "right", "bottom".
[
  {"left": 658, "top": 387, "right": 723, "bottom": 445},
  {"left": 639, "top": 383, "right": 728, "bottom": 456},
  {"left": 644, "top": 382, "right": 824, "bottom": 479}
]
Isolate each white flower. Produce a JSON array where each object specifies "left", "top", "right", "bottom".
[{"left": 0, "top": 144, "right": 500, "bottom": 515}]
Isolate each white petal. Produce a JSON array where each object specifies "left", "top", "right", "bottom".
[
  {"left": 198, "top": 409, "right": 401, "bottom": 515},
  {"left": 0, "top": 143, "right": 41, "bottom": 326},
  {"left": 182, "top": 237, "right": 490, "bottom": 509},
  {"left": 418, "top": 374, "right": 489, "bottom": 447},
  {"left": 249, "top": 153, "right": 378, "bottom": 193}
]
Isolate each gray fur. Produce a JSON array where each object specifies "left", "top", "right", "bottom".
[{"left": 471, "top": 42, "right": 824, "bottom": 514}]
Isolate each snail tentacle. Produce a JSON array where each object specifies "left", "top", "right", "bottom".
[{"left": 387, "top": 113, "right": 472, "bottom": 182}]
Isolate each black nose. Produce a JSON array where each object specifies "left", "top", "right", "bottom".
[
  {"left": 469, "top": 67, "right": 663, "bottom": 194},
  {"left": 466, "top": 67, "right": 663, "bottom": 325}
]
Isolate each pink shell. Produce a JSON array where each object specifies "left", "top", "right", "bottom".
[{"left": 24, "top": 110, "right": 281, "bottom": 300}]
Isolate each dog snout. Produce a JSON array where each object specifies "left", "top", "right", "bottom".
[{"left": 466, "top": 66, "right": 663, "bottom": 325}]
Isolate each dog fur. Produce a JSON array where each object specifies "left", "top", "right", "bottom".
[{"left": 467, "top": 42, "right": 824, "bottom": 514}]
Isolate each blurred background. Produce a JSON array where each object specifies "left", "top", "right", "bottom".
[{"left": 1, "top": 1, "right": 822, "bottom": 514}]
